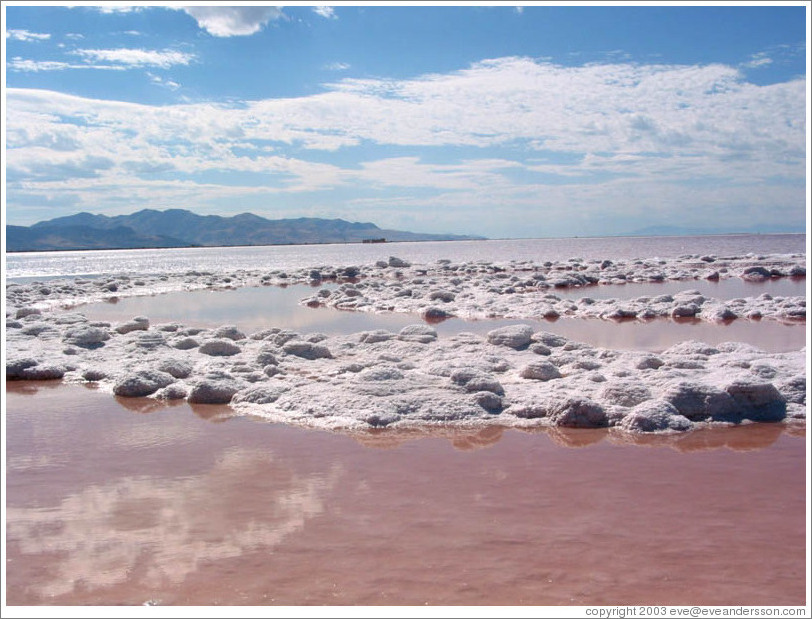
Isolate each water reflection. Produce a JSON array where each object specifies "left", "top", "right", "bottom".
[
  {"left": 349, "top": 421, "right": 796, "bottom": 453},
  {"left": 188, "top": 401, "right": 237, "bottom": 423},
  {"left": 79, "top": 284, "right": 420, "bottom": 336},
  {"left": 551, "top": 275, "right": 806, "bottom": 301},
  {"left": 6, "top": 382, "right": 805, "bottom": 605},
  {"left": 608, "top": 423, "right": 789, "bottom": 452},
  {"left": 114, "top": 394, "right": 181, "bottom": 414},
  {"left": 8, "top": 381, "right": 802, "bottom": 454},
  {"left": 74, "top": 281, "right": 806, "bottom": 352},
  {"left": 7, "top": 447, "right": 341, "bottom": 600}
]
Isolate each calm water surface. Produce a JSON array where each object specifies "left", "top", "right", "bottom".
[
  {"left": 6, "top": 233, "right": 806, "bottom": 280},
  {"left": 5, "top": 382, "right": 806, "bottom": 606},
  {"left": 76, "top": 282, "right": 807, "bottom": 352}
]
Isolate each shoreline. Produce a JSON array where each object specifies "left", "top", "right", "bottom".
[
  {"left": 6, "top": 379, "right": 806, "bottom": 452},
  {"left": 6, "top": 230, "right": 804, "bottom": 255}
]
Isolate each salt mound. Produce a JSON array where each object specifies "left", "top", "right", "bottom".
[
  {"left": 487, "top": 324, "right": 534, "bottom": 349},
  {"left": 188, "top": 373, "right": 242, "bottom": 404},
  {"left": 547, "top": 397, "right": 608, "bottom": 428},
  {"left": 198, "top": 339, "right": 241, "bottom": 356},
  {"left": 398, "top": 324, "right": 438, "bottom": 343},
  {"left": 519, "top": 361, "right": 561, "bottom": 381},
  {"left": 63, "top": 325, "right": 110, "bottom": 349},
  {"left": 618, "top": 400, "right": 692, "bottom": 433},
  {"left": 725, "top": 381, "right": 787, "bottom": 422},
  {"left": 115, "top": 316, "right": 149, "bottom": 334},
  {"left": 114, "top": 370, "right": 175, "bottom": 397},
  {"left": 282, "top": 341, "right": 332, "bottom": 360}
]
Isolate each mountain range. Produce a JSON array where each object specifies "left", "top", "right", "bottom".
[{"left": 6, "top": 209, "right": 484, "bottom": 252}]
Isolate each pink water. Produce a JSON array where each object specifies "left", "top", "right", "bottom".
[
  {"left": 77, "top": 282, "right": 806, "bottom": 352},
  {"left": 5, "top": 382, "right": 806, "bottom": 606}
]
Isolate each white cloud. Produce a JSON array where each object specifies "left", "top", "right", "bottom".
[
  {"left": 313, "top": 6, "right": 337, "bottom": 19},
  {"left": 7, "top": 58, "right": 805, "bottom": 168},
  {"left": 324, "top": 61, "right": 350, "bottom": 71},
  {"left": 5, "top": 55, "right": 806, "bottom": 235},
  {"left": 8, "top": 58, "right": 71, "bottom": 72},
  {"left": 72, "top": 48, "right": 194, "bottom": 68},
  {"left": 94, "top": 6, "right": 144, "bottom": 14},
  {"left": 6, "top": 29, "right": 51, "bottom": 42},
  {"left": 9, "top": 48, "right": 194, "bottom": 72},
  {"left": 181, "top": 6, "right": 283, "bottom": 37}
]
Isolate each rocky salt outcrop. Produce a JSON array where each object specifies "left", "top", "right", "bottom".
[
  {"left": 618, "top": 400, "right": 693, "bottom": 433},
  {"left": 113, "top": 369, "right": 175, "bottom": 397},
  {"left": 188, "top": 372, "right": 243, "bottom": 404},
  {"left": 6, "top": 357, "right": 66, "bottom": 380},
  {"left": 487, "top": 324, "right": 534, "bottom": 350},
  {"left": 397, "top": 324, "right": 438, "bottom": 344},
  {"left": 281, "top": 341, "right": 333, "bottom": 360},
  {"left": 519, "top": 361, "right": 561, "bottom": 381},
  {"left": 63, "top": 325, "right": 111, "bottom": 349},
  {"left": 198, "top": 339, "right": 242, "bottom": 356},
  {"left": 115, "top": 316, "right": 149, "bottom": 334}
]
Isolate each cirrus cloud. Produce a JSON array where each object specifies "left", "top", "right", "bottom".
[
  {"left": 72, "top": 48, "right": 195, "bottom": 68},
  {"left": 7, "top": 57, "right": 126, "bottom": 72}
]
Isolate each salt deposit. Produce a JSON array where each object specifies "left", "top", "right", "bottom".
[
  {"left": 5, "top": 252, "right": 805, "bottom": 326},
  {"left": 5, "top": 253, "right": 806, "bottom": 435}
]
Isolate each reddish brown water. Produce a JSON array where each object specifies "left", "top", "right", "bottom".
[{"left": 5, "top": 381, "right": 807, "bottom": 606}]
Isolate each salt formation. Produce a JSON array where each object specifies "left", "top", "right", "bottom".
[
  {"left": 6, "top": 317, "right": 806, "bottom": 434},
  {"left": 6, "top": 252, "right": 806, "bottom": 326},
  {"left": 5, "top": 253, "right": 806, "bottom": 435}
]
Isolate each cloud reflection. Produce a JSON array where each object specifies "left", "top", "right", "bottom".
[{"left": 6, "top": 447, "right": 341, "bottom": 599}]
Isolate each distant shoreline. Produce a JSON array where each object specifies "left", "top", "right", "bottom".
[
  {"left": 4, "top": 230, "right": 805, "bottom": 255},
  {"left": 4, "top": 236, "right": 491, "bottom": 254}
]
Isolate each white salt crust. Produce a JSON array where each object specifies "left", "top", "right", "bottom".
[{"left": 5, "top": 253, "right": 806, "bottom": 435}]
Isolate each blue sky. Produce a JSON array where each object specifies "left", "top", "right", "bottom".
[{"left": 3, "top": 3, "right": 808, "bottom": 238}]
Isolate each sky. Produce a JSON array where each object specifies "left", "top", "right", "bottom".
[{"left": 2, "top": 2, "right": 809, "bottom": 239}]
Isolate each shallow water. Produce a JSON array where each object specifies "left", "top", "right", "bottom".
[
  {"left": 5, "top": 381, "right": 806, "bottom": 606},
  {"left": 550, "top": 275, "right": 806, "bottom": 301},
  {"left": 6, "top": 233, "right": 806, "bottom": 280},
  {"left": 76, "top": 282, "right": 807, "bottom": 352}
]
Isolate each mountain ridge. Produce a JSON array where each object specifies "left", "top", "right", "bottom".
[{"left": 8, "top": 209, "right": 484, "bottom": 252}]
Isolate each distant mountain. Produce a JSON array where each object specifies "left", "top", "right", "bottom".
[
  {"left": 7, "top": 209, "right": 484, "bottom": 252},
  {"left": 6, "top": 224, "right": 194, "bottom": 252}
]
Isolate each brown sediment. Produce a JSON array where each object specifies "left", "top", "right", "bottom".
[{"left": 5, "top": 382, "right": 806, "bottom": 606}]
